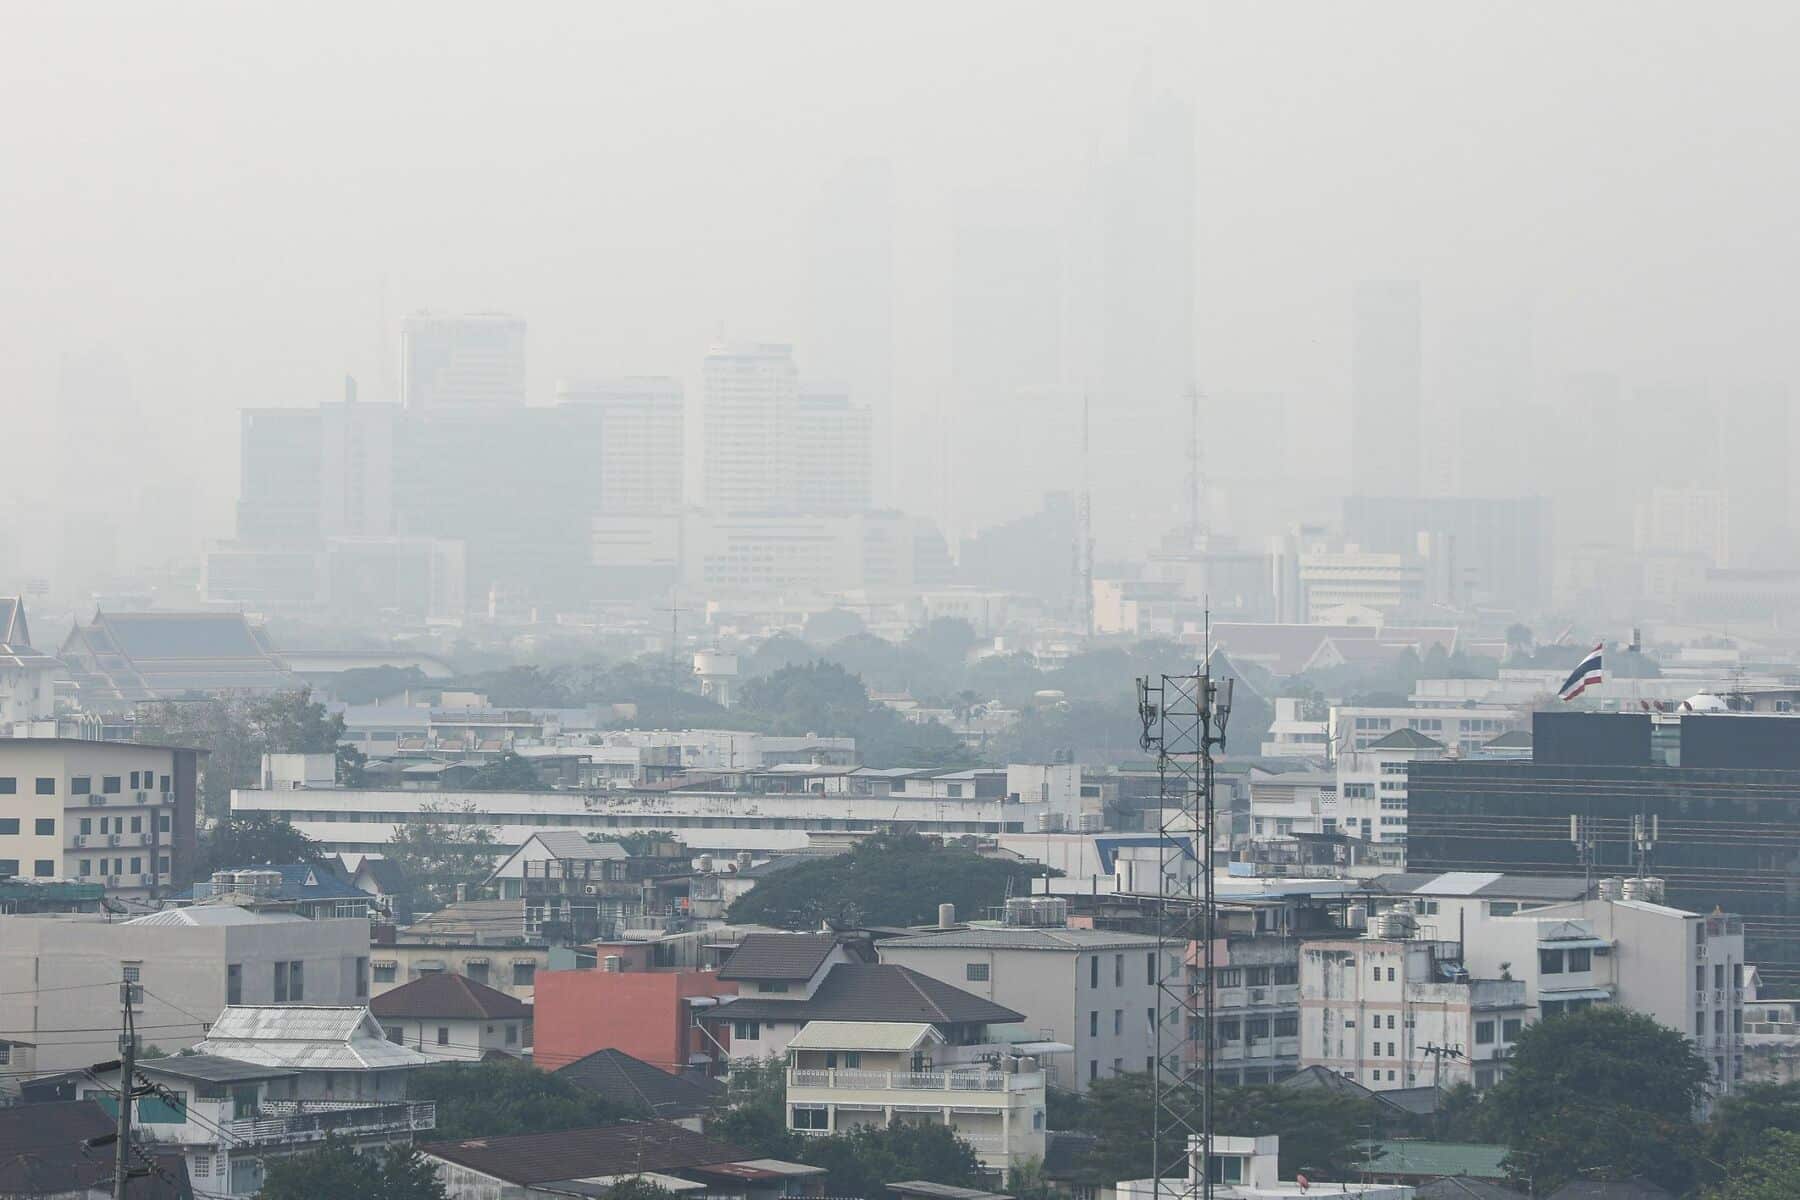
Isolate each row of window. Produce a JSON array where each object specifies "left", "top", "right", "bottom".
[
  {"left": 75, "top": 856, "right": 168, "bottom": 877},
  {"left": 1214, "top": 1016, "right": 1300, "bottom": 1041},
  {"left": 269, "top": 809, "right": 1024, "bottom": 834},
  {"left": 1203, "top": 964, "right": 1300, "bottom": 988},
  {"left": 369, "top": 961, "right": 536, "bottom": 987},
  {"left": 0, "top": 771, "right": 172, "bottom": 797},
  {"left": 1086, "top": 952, "right": 1158, "bottom": 990},
  {"left": 0, "top": 819, "right": 55, "bottom": 836},
  {"left": 0, "top": 859, "right": 54, "bottom": 877},
  {"left": 79, "top": 814, "right": 169, "bottom": 835}
]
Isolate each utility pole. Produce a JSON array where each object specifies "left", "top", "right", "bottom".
[
  {"left": 114, "top": 973, "right": 138, "bottom": 1200},
  {"left": 1419, "top": 1041, "right": 1464, "bottom": 1139}
]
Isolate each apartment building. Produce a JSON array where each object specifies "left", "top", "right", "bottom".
[
  {"left": 0, "top": 738, "right": 201, "bottom": 898},
  {"left": 877, "top": 897, "right": 1160, "bottom": 1092},
  {"left": 1328, "top": 703, "right": 1525, "bottom": 758},
  {"left": 1333, "top": 727, "right": 1445, "bottom": 846},
  {"left": 0, "top": 908, "right": 371, "bottom": 1075}
]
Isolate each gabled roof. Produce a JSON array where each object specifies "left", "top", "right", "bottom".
[
  {"left": 196, "top": 1005, "right": 434, "bottom": 1071},
  {"left": 1276, "top": 1065, "right": 1416, "bottom": 1115},
  {"left": 0, "top": 1100, "right": 192, "bottom": 1198},
  {"left": 125, "top": 907, "right": 311, "bottom": 928},
  {"left": 138, "top": 1054, "right": 297, "bottom": 1085},
  {"left": 710, "top": 963, "right": 1023, "bottom": 1026},
  {"left": 1366, "top": 727, "right": 1446, "bottom": 751},
  {"left": 1483, "top": 729, "right": 1534, "bottom": 749},
  {"left": 553, "top": 1048, "right": 723, "bottom": 1118},
  {"left": 787, "top": 1020, "right": 942, "bottom": 1052},
  {"left": 186, "top": 862, "right": 368, "bottom": 904},
  {"left": 354, "top": 857, "right": 408, "bottom": 893},
  {"left": 420, "top": 1120, "right": 751, "bottom": 1187},
  {"left": 370, "top": 972, "right": 530, "bottom": 1021},
  {"left": 717, "top": 932, "right": 838, "bottom": 981},
  {"left": 529, "top": 830, "right": 628, "bottom": 861},
  {"left": 0, "top": 597, "right": 59, "bottom": 671}
]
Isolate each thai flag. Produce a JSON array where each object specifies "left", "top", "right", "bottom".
[{"left": 1558, "top": 643, "right": 1604, "bottom": 701}]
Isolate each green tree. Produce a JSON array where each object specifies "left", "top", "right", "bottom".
[
  {"left": 466, "top": 752, "right": 544, "bottom": 791},
  {"left": 1482, "top": 1006, "right": 1709, "bottom": 1194},
  {"left": 803, "top": 608, "right": 867, "bottom": 646},
  {"left": 411, "top": 1059, "right": 639, "bottom": 1140},
  {"left": 1707, "top": 1129, "right": 1800, "bottom": 1200},
  {"left": 797, "top": 1121, "right": 985, "bottom": 1197},
  {"left": 708, "top": 1057, "right": 797, "bottom": 1159},
  {"left": 193, "top": 814, "right": 323, "bottom": 879},
  {"left": 1706, "top": 1082, "right": 1800, "bottom": 1173},
  {"left": 138, "top": 688, "right": 345, "bottom": 818},
  {"left": 257, "top": 1138, "right": 448, "bottom": 1200},
  {"left": 906, "top": 618, "right": 980, "bottom": 668},
  {"left": 384, "top": 803, "right": 501, "bottom": 912},
  {"left": 605, "top": 1179, "right": 679, "bottom": 1200},
  {"left": 736, "top": 662, "right": 977, "bottom": 769},
  {"left": 724, "top": 833, "right": 1051, "bottom": 929}
]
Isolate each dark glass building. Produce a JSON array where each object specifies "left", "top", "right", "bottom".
[{"left": 1408, "top": 711, "right": 1800, "bottom": 989}]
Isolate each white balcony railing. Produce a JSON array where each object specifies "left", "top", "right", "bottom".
[
  {"left": 788, "top": 1069, "right": 1043, "bottom": 1094},
  {"left": 216, "top": 1101, "right": 434, "bottom": 1148}
]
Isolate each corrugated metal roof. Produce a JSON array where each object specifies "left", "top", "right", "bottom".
[
  {"left": 196, "top": 1006, "right": 434, "bottom": 1071},
  {"left": 786, "top": 1021, "right": 941, "bottom": 1052},
  {"left": 124, "top": 907, "right": 310, "bottom": 927},
  {"left": 1361, "top": 1141, "right": 1508, "bottom": 1181}
]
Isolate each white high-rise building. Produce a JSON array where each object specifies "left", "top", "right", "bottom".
[
  {"left": 401, "top": 313, "right": 526, "bottom": 412},
  {"left": 795, "top": 383, "right": 872, "bottom": 514},
  {"left": 703, "top": 343, "right": 799, "bottom": 513},
  {"left": 555, "top": 377, "right": 685, "bottom": 514}
]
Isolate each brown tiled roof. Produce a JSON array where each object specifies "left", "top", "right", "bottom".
[
  {"left": 711, "top": 963, "right": 1022, "bottom": 1026},
  {"left": 369, "top": 971, "right": 531, "bottom": 1021},
  {"left": 554, "top": 1048, "right": 722, "bottom": 1118},
  {"left": 420, "top": 1120, "right": 749, "bottom": 1185},
  {"left": 716, "top": 932, "right": 837, "bottom": 981},
  {"left": 0, "top": 1100, "right": 191, "bottom": 1198}
]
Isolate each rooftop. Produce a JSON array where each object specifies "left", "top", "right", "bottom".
[
  {"left": 884, "top": 924, "right": 1158, "bottom": 952},
  {"left": 717, "top": 932, "right": 839, "bottom": 982},
  {"left": 369, "top": 972, "right": 531, "bottom": 1021},
  {"left": 196, "top": 1005, "right": 435, "bottom": 1072},
  {"left": 712, "top": 963, "right": 1023, "bottom": 1026},
  {"left": 553, "top": 1048, "right": 723, "bottom": 1119},
  {"left": 138, "top": 1054, "right": 298, "bottom": 1085},
  {"left": 1361, "top": 1140, "right": 1508, "bottom": 1181},
  {"left": 420, "top": 1120, "right": 752, "bottom": 1186},
  {"left": 786, "top": 1020, "right": 942, "bottom": 1052}
]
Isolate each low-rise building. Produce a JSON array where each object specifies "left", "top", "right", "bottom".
[
  {"left": 182, "top": 863, "right": 379, "bottom": 920},
  {"left": 877, "top": 898, "right": 1159, "bottom": 1092},
  {"left": 371, "top": 899, "right": 553, "bottom": 1002},
  {"left": 533, "top": 966, "right": 739, "bottom": 1074},
  {"left": 1118, "top": 1134, "right": 1413, "bottom": 1200},
  {"left": 0, "top": 737, "right": 202, "bottom": 900},
  {"left": 0, "top": 597, "right": 60, "bottom": 732},
  {"left": 0, "top": 908, "right": 371, "bottom": 1075},
  {"left": 0, "top": 1099, "right": 191, "bottom": 1198},
  {"left": 553, "top": 1047, "right": 723, "bottom": 1128},
  {"left": 1335, "top": 728, "right": 1445, "bottom": 847},
  {"left": 369, "top": 972, "right": 532, "bottom": 1061}
]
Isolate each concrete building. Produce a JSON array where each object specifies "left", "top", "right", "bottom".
[
  {"left": 1260, "top": 699, "right": 1329, "bottom": 760},
  {"left": 1342, "top": 495, "right": 1555, "bottom": 613},
  {"left": 1334, "top": 728, "right": 1446, "bottom": 847},
  {"left": 878, "top": 898, "right": 1159, "bottom": 1092},
  {"left": 369, "top": 972, "right": 532, "bottom": 1061},
  {"left": 532, "top": 965, "right": 739, "bottom": 1074},
  {"left": 555, "top": 376, "right": 686, "bottom": 514},
  {"left": 1299, "top": 930, "right": 1529, "bottom": 1092},
  {"left": 1328, "top": 704, "right": 1525, "bottom": 759},
  {"left": 0, "top": 908, "right": 371, "bottom": 1073},
  {"left": 0, "top": 738, "right": 201, "bottom": 899},
  {"left": 1350, "top": 280, "right": 1423, "bottom": 498},
  {"left": 1248, "top": 769, "right": 1335, "bottom": 839},
  {"left": 794, "top": 383, "right": 873, "bottom": 514},
  {"left": 401, "top": 312, "right": 526, "bottom": 411},
  {"left": 704, "top": 342, "right": 800, "bottom": 513},
  {"left": 0, "top": 597, "right": 59, "bottom": 731},
  {"left": 1119, "top": 1134, "right": 1412, "bottom": 1200},
  {"left": 1636, "top": 485, "right": 1731, "bottom": 569},
  {"left": 237, "top": 406, "right": 324, "bottom": 545}
]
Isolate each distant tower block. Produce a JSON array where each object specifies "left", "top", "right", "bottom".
[{"left": 693, "top": 651, "right": 739, "bottom": 709}]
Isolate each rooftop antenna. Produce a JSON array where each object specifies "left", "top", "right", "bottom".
[{"left": 1631, "top": 812, "right": 1660, "bottom": 879}]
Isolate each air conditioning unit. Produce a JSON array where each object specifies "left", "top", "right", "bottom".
[
  {"left": 134, "top": 791, "right": 148, "bottom": 804},
  {"left": 583, "top": 885, "right": 601, "bottom": 895},
  {"left": 1697, "top": 945, "right": 1709, "bottom": 959},
  {"left": 73, "top": 835, "right": 86, "bottom": 847},
  {"left": 88, "top": 796, "right": 106, "bottom": 806},
  {"left": 108, "top": 835, "right": 120, "bottom": 847}
]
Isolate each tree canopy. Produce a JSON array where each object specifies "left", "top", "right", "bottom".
[
  {"left": 137, "top": 688, "right": 346, "bottom": 817},
  {"left": 1707, "top": 1129, "right": 1800, "bottom": 1200},
  {"left": 383, "top": 803, "right": 502, "bottom": 913},
  {"left": 256, "top": 1138, "right": 447, "bottom": 1200},
  {"left": 192, "top": 814, "right": 323, "bottom": 880},
  {"left": 410, "top": 1059, "right": 640, "bottom": 1140},
  {"left": 724, "top": 833, "right": 1053, "bottom": 929},
  {"left": 1482, "top": 1006, "right": 1710, "bottom": 1194},
  {"left": 735, "top": 662, "right": 976, "bottom": 769}
]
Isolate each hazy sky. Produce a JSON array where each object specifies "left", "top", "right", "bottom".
[{"left": 5, "top": 1, "right": 1799, "bottom": 560}]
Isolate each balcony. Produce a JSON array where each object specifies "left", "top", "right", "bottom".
[
  {"left": 216, "top": 1100, "right": 435, "bottom": 1148},
  {"left": 788, "top": 1068, "right": 1043, "bottom": 1094}
]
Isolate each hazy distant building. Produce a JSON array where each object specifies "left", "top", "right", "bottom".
[
  {"left": 1350, "top": 281, "right": 1422, "bottom": 497},
  {"left": 958, "top": 493, "right": 1078, "bottom": 609},
  {"left": 237, "top": 408, "right": 324, "bottom": 546},
  {"left": 325, "top": 537, "right": 466, "bottom": 624},
  {"left": 794, "top": 384, "right": 872, "bottom": 514},
  {"left": 703, "top": 343, "right": 799, "bottom": 514},
  {"left": 1342, "top": 495, "right": 1552, "bottom": 612},
  {"left": 1723, "top": 384, "right": 1793, "bottom": 568},
  {"left": 555, "top": 377, "right": 685, "bottom": 514},
  {"left": 1636, "top": 486, "right": 1730, "bottom": 569},
  {"left": 400, "top": 313, "right": 526, "bottom": 412},
  {"left": 319, "top": 393, "right": 397, "bottom": 539}
]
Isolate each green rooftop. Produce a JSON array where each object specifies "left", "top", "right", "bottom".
[{"left": 1359, "top": 1140, "right": 1509, "bottom": 1180}]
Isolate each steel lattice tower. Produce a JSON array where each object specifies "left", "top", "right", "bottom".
[{"left": 1138, "top": 666, "right": 1232, "bottom": 1200}]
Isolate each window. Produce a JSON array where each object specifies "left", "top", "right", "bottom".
[
  {"left": 33, "top": 818, "right": 53, "bottom": 836},
  {"left": 1540, "top": 949, "right": 1565, "bottom": 975},
  {"left": 227, "top": 965, "right": 242, "bottom": 1006},
  {"left": 1217, "top": 1019, "right": 1241, "bottom": 1042},
  {"left": 130, "top": 816, "right": 142, "bottom": 833},
  {"left": 1274, "top": 1015, "right": 1298, "bottom": 1038},
  {"left": 464, "top": 962, "right": 489, "bottom": 986},
  {"left": 0, "top": 778, "right": 13, "bottom": 795},
  {"left": 1089, "top": 1060, "right": 1099, "bottom": 1081},
  {"left": 355, "top": 957, "right": 369, "bottom": 999},
  {"left": 1371, "top": 965, "right": 1382, "bottom": 982},
  {"left": 794, "top": 1106, "right": 830, "bottom": 1130},
  {"left": 733, "top": 1020, "right": 760, "bottom": 1041},
  {"left": 1695, "top": 1012, "right": 1706, "bottom": 1036},
  {"left": 79, "top": 818, "right": 91, "bottom": 835},
  {"left": 965, "top": 962, "right": 989, "bottom": 982},
  {"left": 1503, "top": 1018, "right": 1522, "bottom": 1041},
  {"left": 1147, "top": 952, "right": 1156, "bottom": 985},
  {"left": 123, "top": 963, "right": 141, "bottom": 983},
  {"left": 0, "top": 821, "right": 17, "bottom": 835},
  {"left": 1715, "top": 1009, "right": 1726, "bottom": 1034},
  {"left": 387, "top": 1026, "right": 404, "bottom": 1044},
  {"left": 1568, "top": 948, "right": 1591, "bottom": 972},
  {"left": 34, "top": 778, "right": 54, "bottom": 796},
  {"left": 436, "top": 1026, "right": 450, "bottom": 1046},
  {"left": 1715, "top": 964, "right": 1726, "bottom": 989},
  {"left": 1091, "top": 956, "right": 1100, "bottom": 988},
  {"left": 129, "top": 857, "right": 142, "bottom": 874},
  {"left": 1246, "top": 1017, "right": 1270, "bottom": 1041},
  {"left": 160, "top": 775, "right": 171, "bottom": 793},
  {"left": 373, "top": 962, "right": 396, "bottom": 984},
  {"left": 71, "top": 776, "right": 90, "bottom": 796},
  {"left": 1696, "top": 964, "right": 1707, "bottom": 989},
  {"left": 32, "top": 860, "right": 52, "bottom": 877},
  {"left": 506, "top": 1024, "right": 519, "bottom": 1045},
  {"left": 1387, "top": 967, "right": 1396, "bottom": 982},
  {"left": 1114, "top": 1010, "right": 1123, "bottom": 1036},
  {"left": 274, "top": 962, "right": 289, "bottom": 1003},
  {"left": 78, "top": 859, "right": 91, "bottom": 876},
  {"left": 1113, "top": 1056, "right": 1123, "bottom": 1075},
  {"left": 1115, "top": 954, "right": 1125, "bottom": 987},
  {"left": 102, "top": 777, "right": 121, "bottom": 795},
  {"left": 1475, "top": 1020, "right": 1495, "bottom": 1045},
  {"left": 513, "top": 962, "right": 536, "bottom": 987},
  {"left": 1089, "top": 1011, "right": 1099, "bottom": 1037}
]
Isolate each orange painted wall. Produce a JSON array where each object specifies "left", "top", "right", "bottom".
[{"left": 533, "top": 969, "right": 737, "bottom": 1074}]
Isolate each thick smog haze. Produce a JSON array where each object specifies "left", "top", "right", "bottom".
[{"left": 4, "top": 0, "right": 1799, "bottom": 576}]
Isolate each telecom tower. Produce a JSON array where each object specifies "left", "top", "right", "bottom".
[{"left": 1137, "top": 662, "right": 1232, "bottom": 1200}]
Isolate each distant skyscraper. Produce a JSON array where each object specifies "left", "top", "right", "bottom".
[
  {"left": 319, "top": 387, "right": 397, "bottom": 539},
  {"left": 555, "top": 377, "right": 686, "bottom": 514},
  {"left": 400, "top": 313, "right": 526, "bottom": 412},
  {"left": 794, "top": 384, "right": 873, "bottom": 515},
  {"left": 804, "top": 159, "right": 895, "bottom": 504},
  {"left": 1351, "top": 281, "right": 1423, "bottom": 497},
  {"left": 702, "top": 344, "right": 799, "bottom": 514},
  {"left": 237, "top": 408, "right": 324, "bottom": 545},
  {"left": 1722, "top": 384, "right": 1793, "bottom": 568}
]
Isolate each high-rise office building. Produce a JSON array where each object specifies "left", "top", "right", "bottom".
[
  {"left": 702, "top": 343, "right": 799, "bottom": 514},
  {"left": 319, "top": 390, "right": 397, "bottom": 539},
  {"left": 237, "top": 408, "right": 324, "bottom": 546},
  {"left": 1350, "top": 281, "right": 1422, "bottom": 497},
  {"left": 794, "top": 384, "right": 872, "bottom": 515},
  {"left": 555, "top": 377, "right": 685, "bottom": 514},
  {"left": 400, "top": 313, "right": 526, "bottom": 412},
  {"left": 1723, "top": 384, "right": 1793, "bottom": 568},
  {"left": 1342, "top": 495, "right": 1554, "bottom": 612}
]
